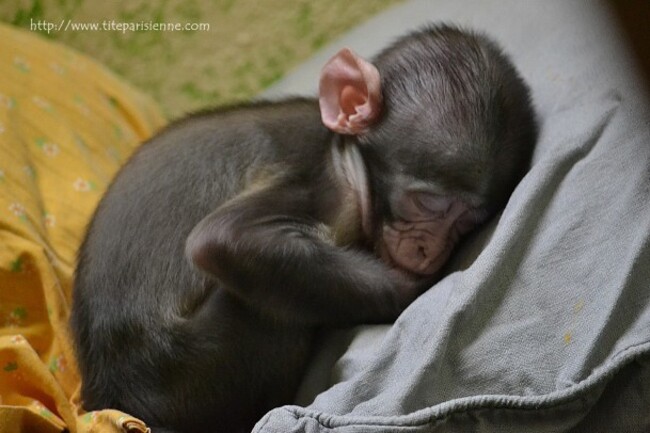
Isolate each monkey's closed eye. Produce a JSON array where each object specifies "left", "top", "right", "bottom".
[{"left": 413, "top": 193, "right": 454, "bottom": 216}]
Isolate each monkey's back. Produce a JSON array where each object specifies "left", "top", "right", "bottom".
[{"left": 71, "top": 98, "right": 329, "bottom": 431}]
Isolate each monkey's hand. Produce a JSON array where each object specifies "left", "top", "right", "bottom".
[{"left": 387, "top": 267, "right": 430, "bottom": 311}]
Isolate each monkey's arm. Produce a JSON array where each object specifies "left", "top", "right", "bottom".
[{"left": 186, "top": 181, "right": 422, "bottom": 325}]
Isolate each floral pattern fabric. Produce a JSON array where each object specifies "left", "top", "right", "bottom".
[{"left": 0, "top": 23, "right": 166, "bottom": 433}]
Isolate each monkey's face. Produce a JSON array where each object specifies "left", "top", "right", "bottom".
[
  {"left": 377, "top": 185, "right": 489, "bottom": 276},
  {"left": 363, "top": 150, "right": 490, "bottom": 277},
  {"left": 356, "top": 78, "right": 496, "bottom": 278}
]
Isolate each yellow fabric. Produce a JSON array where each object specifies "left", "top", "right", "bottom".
[{"left": 0, "top": 23, "right": 166, "bottom": 432}]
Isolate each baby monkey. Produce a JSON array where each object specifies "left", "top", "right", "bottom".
[{"left": 71, "top": 25, "right": 536, "bottom": 433}]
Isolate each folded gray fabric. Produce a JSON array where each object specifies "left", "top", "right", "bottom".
[{"left": 257, "top": 0, "right": 650, "bottom": 431}]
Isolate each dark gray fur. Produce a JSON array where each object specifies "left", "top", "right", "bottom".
[{"left": 71, "top": 25, "right": 536, "bottom": 433}]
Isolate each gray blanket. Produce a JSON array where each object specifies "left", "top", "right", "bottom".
[{"left": 257, "top": 0, "right": 650, "bottom": 431}]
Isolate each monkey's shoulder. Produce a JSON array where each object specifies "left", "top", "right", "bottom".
[{"left": 101, "top": 96, "right": 333, "bottom": 215}]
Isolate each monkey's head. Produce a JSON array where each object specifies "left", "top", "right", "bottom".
[{"left": 319, "top": 25, "right": 536, "bottom": 277}]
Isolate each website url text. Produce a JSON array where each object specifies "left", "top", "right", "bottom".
[{"left": 30, "top": 18, "right": 211, "bottom": 34}]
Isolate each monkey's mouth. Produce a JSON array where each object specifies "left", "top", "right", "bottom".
[{"left": 379, "top": 221, "right": 455, "bottom": 276}]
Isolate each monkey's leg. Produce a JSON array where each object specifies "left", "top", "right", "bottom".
[{"left": 186, "top": 181, "right": 421, "bottom": 325}]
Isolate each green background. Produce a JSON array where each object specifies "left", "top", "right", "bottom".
[{"left": 1, "top": 0, "right": 404, "bottom": 118}]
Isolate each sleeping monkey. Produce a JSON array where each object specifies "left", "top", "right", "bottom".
[{"left": 71, "top": 24, "right": 537, "bottom": 433}]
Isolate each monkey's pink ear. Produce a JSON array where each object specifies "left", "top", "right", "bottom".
[{"left": 319, "top": 48, "right": 382, "bottom": 135}]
